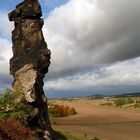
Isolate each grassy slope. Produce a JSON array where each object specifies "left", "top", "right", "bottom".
[{"left": 54, "top": 129, "right": 98, "bottom": 140}]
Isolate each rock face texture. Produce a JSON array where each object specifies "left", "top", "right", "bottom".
[{"left": 8, "top": 0, "right": 55, "bottom": 139}]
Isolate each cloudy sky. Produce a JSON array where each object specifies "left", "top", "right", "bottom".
[{"left": 0, "top": 0, "right": 140, "bottom": 98}]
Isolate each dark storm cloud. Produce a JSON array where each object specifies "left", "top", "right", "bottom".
[
  {"left": 0, "top": 74, "right": 12, "bottom": 85},
  {"left": 44, "top": 56, "right": 140, "bottom": 97},
  {"left": 46, "top": 84, "right": 140, "bottom": 99},
  {"left": 1, "top": 0, "right": 140, "bottom": 98},
  {"left": 44, "top": 0, "right": 140, "bottom": 78},
  {"left": 0, "top": 74, "right": 12, "bottom": 93}
]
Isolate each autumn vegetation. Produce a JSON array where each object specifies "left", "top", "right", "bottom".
[
  {"left": 101, "top": 97, "right": 140, "bottom": 108},
  {"left": 0, "top": 90, "right": 77, "bottom": 140},
  {"left": 48, "top": 102, "right": 77, "bottom": 117},
  {"left": 0, "top": 119, "right": 33, "bottom": 140},
  {"left": 0, "top": 90, "right": 34, "bottom": 140}
]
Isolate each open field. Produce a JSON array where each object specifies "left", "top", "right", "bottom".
[{"left": 51, "top": 99, "right": 140, "bottom": 140}]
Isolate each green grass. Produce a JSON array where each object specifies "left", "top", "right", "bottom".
[
  {"left": 54, "top": 129, "right": 100, "bottom": 140},
  {"left": 100, "top": 97, "right": 140, "bottom": 110}
]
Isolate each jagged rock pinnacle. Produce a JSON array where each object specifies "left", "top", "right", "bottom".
[{"left": 9, "top": 0, "right": 55, "bottom": 139}]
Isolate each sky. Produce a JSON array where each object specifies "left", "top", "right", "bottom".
[{"left": 0, "top": 0, "right": 140, "bottom": 98}]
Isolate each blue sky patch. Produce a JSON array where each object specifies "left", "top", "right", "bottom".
[{"left": 0, "top": 0, "right": 69, "bottom": 17}]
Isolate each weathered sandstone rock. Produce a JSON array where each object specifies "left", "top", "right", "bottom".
[{"left": 9, "top": 0, "right": 55, "bottom": 139}]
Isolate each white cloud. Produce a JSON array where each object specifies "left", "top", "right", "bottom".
[
  {"left": 0, "top": 11, "right": 14, "bottom": 38},
  {"left": 44, "top": 0, "right": 106, "bottom": 74},
  {"left": 0, "top": 37, "right": 12, "bottom": 91},
  {"left": 45, "top": 57, "right": 140, "bottom": 91},
  {"left": 0, "top": 0, "right": 140, "bottom": 96},
  {"left": 0, "top": 37, "right": 12, "bottom": 74},
  {"left": 0, "top": 11, "right": 13, "bottom": 74},
  {"left": 43, "top": 0, "right": 140, "bottom": 76}
]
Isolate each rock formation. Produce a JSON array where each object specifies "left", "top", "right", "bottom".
[{"left": 8, "top": 0, "right": 55, "bottom": 139}]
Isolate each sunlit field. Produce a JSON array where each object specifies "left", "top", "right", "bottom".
[{"left": 49, "top": 97, "right": 140, "bottom": 140}]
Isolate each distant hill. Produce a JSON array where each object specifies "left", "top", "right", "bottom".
[
  {"left": 87, "top": 92, "right": 140, "bottom": 99},
  {"left": 114, "top": 92, "right": 140, "bottom": 98},
  {"left": 48, "top": 92, "right": 140, "bottom": 100}
]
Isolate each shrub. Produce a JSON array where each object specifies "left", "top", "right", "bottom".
[
  {"left": 48, "top": 104, "right": 77, "bottom": 117},
  {"left": 0, "top": 119, "right": 33, "bottom": 140},
  {"left": 115, "top": 98, "right": 126, "bottom": 107},
  {"left": 126, "top": 97, "right": 134, "bottom": 104},
  {"left": 0, "top": 89, "right": 28, "bottom": 123},
  {"left": 53, "top": 105, "right": 64, "bottom": 117},
  {"left": 100, "top": 102, "right": 113, "bottom": 106},
  {"left": 68, "top": 107, "right": 77, "bottom": 115},
  {"left": 115, "top": 97, "right": 134, "bottom": 107},
  {"left": 134, "top": 103, "right": 140, "bottom": 108},
  {"left": 63, "top": 106, "right": 69, "bottom": 116}
]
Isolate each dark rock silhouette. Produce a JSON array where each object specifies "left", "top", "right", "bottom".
[{"left": 8, "top": 0, "right": 55, "bottom": 139}]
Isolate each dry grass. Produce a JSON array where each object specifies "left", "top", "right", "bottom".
[{"left": 51, "top": 99, "right": 140, "bottom": 140}]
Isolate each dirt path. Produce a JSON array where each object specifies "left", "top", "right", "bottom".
[{"left": 52, "top": 99, "right": 140, "bottom": 140}]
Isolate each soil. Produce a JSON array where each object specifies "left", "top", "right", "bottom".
[{"left": 52, "top": 99, "right": 140, "bottom": 140}]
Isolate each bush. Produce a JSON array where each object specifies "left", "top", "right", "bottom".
[
  {"left": 48, "top": 104, "right": 77, "bottom": 117},
  {"left": 100, "top": 102, "right": 113, "bottom": 106},
  {"left": 0, "top": 89, "right": 28, "bottom": 123},
  {"left": 68, "top": 107, "right": 77, "bottom": 115},
  {"left": 115, "top": 97, "right": 134, "bottom": 107},
  {"left": 126, "top": 97, "right": 134, "bottom": 104},
  {"left": 0, "top": 119, "right": 33, "bottom": 140},
  {"left": 63, "top": 106, "right": 69, "bottom": 116},
  {"left": 134, "top": 103, "right": 140, "bottom": 108},
  {"left": 115, "top": 98, "right": 126, "bottom": 107}
]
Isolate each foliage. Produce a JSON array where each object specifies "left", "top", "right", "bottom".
[
  {"left": 100, "top": 102, "right": 113, "bottom": 106},
  {"left": 0, "top": 118, "right": 33, "bottom": 140},
  {"left": 0, "top": 89, "right": 28, "bottom": 123},
  {"left": 68, "top": 107, "right": 77, "bottom": 115},
  {"left": 100, "top": 97, "right": 140, "bottom": 109},
  {"left": 134, "top": 103, "right": 140, "bottom": 108},
  {"left": 115, "top": 97, "right": 134, "bottom": 107},
  {"left": 48, "top": 103, "right": 77, "bottom": 117},
  {"left": 125, "top": 97, "right": 134, "bottom": 104},
  {"left": 114, "top": 98, "right": 126, "bottom": 107}
]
